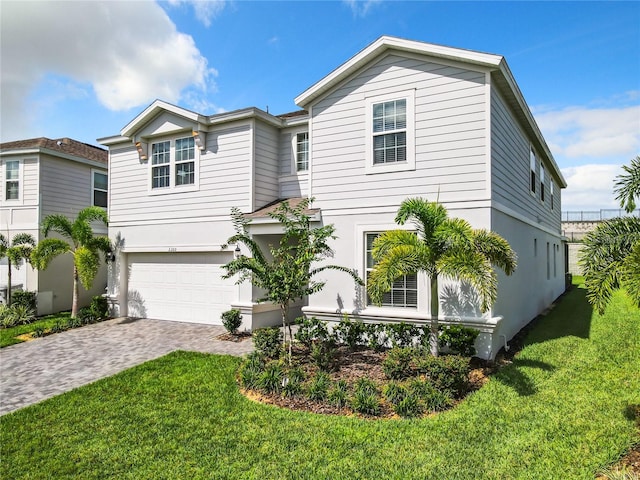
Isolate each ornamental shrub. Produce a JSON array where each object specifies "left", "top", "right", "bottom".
[
  {"left": 11, "top": 290, "right": 37, "bottom": 311},
  {"left": 89, "top": 295, "right": 110, "bottom": 320},
  {"left": 439, "top": 325, "right": 479, "bottom": 356},
  {"left": 258, "top": 362, "right": 284, "bottom": 394},
  {"left": 253, "top": 327, "right": 283, "bottom": 359},
  {"left": 385, "top": 322, "right": 420, "bottom": 348},
  {"left": 382, "top": 347, "right": 416, "bottom": 380},
  {"left": 333, "top": 316, "right": 366, "bottom": 350},
  {"left": 328, "top": 379, "right": 349, "bottom": 408},
  {"left": 394, "top": 392, "right": 423, "bottom": 418},
  {"left": 310, "top": 339, "right": 339, "bottom": 372},
  {"left": 294, "top": 316, "right": 331, "bottom": 349},
  {"left": 221, "top": 309, "right": 243, "bottom": 334},
  {"left": 306, "top": 371, "right": 331, "bottom": 401}
]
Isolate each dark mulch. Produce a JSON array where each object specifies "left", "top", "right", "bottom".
[
  {"left": 242, "top": 345, "right": 494, "bottom": 419},
  {"left": 216, "top": 332, "right": 252, "bottom": 342}
]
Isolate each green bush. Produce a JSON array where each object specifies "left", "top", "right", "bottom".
[
  {"left": 66, "top": 316, "right": 83, "bottom": 329},
  {"left": 239, "top": 352, "right": 265, "bottom": 389},
  {"left": 32, "top": 325, "right": 46, "bottom": 338},
  {"left": 0, "top": 304, "right": 36, "bottom": 328},
  {"left": 306, "top": 371, "right": 331, "bottom": 401},
  {"left": 221, "top": 309, "right": 242, "bottom": 334},
  {"left": 11, "top": 290, "right": 37, "bottom": 311},
  {"left": 394, "top": 392, "right": 423, "bottom": 418},
  {"left": 439, "top": 325, "right": 479, "bottom": 356},
  {"left": 385, "top": 322, "right": 419, "bottom": 348},
  {"left": 253, "top": 327, "right": 283, "bottom": 359},
  {"left": 422, "top": 388, "right": 453, "bottom": 412},
  {"left": 258, "top": 362, "right": 284, "bottom": 394},
  {"left": 89, "top": 296, "right": 110, "bottom": 320},
  {"left": 383, "top": 381, "right": 408, "bottom": 405},
  {"left": 365, "top": 323, "right": 389, "bottom": 351},
  {"left": 50, "top": 319, "right": 67, "bottom": 334},
  {"left": 417, "top": 354, "right": 470, "bottom": 397},
  {"left": 310, "top": 339, "right": 339, "bottom": 372},
  {"left": 282, "top": 367, "right": 305, "bottom": 398},
  {"left": 328, "top": 379, "right": 349, "bottom": 408},
  {"left": 333, "top": 317, "right": 366, "bottom": 349},
  {"left": 351, "top": 379, "right": 381, "bottom": 415},
  {"left": 382, "top": 347, "right": 416, "bottom": 380},
  {"left": 77, "top": 307, "right": 98, "bottom": 325},
  {"left": 294, "top": 317, "right": 331, "bottom": 349}
]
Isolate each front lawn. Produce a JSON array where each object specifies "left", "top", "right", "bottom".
[{"left": 1, "top": 283, "right": 638, "bottom": 479}]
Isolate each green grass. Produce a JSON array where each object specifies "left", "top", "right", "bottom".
[
  {"left": 0, "top": 311, "right": 73, "bottom": 348},
  {"left": 1, "top": 284, "right": 638, "bottom": 479}
]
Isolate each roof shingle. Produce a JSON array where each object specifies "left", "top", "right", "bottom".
[{"left": 0, "top": 137, "right": 107, "bottom": 164}]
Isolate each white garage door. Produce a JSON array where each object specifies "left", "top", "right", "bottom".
[{"left": 127, "top": 252, "right": 236, "bottom": 324}]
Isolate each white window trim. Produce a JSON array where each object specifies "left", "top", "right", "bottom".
[
  {"left": 91, "top": 169, "right": 108, "bottom": 209},
  {"left": 550, "top": 180, "right": 555, "bottom": 210},
  {"left": 290, "top": 129, "right": 310, "bottom": 175},
  {"left": 3, "top": 158, "right": 23, "bottom": 204},
  {"left": 365, "top": 89, "right": 416, "bottom": 174},
  {"left": 540, "top": 163, "right": 545, "bottom": 203},
  {"left": 147, "top": 135, "right": 200, "bottom": 195}
]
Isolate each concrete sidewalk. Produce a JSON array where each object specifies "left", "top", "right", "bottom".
[{"left": 0, "top": 317, "right": 254, "bottom": 415}]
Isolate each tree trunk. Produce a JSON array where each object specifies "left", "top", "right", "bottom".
[
  {"left": 6, "top": 259, "right": 12, "bottom": 306},
  {"left": 72, "top": 264, "right": 79, "bottom": 318},
  {"left": 429, "top": 273, "right": 439, "bottom": 357}
]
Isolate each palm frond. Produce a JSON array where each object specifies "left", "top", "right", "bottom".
[
  {"left": 309, "top": 264, "right": 364, "bottom": 286},
  {"left": 580, "top": 216, "right": 640, "bottom": 313},
  {"left": 368, "top": 244, "right": 424, "bottom": 305},
  {"left": 0, "top": 233, "right": 7, "bottom": 251},
  {"left": 395, "top": 197, "right": 448, "bottom": 242},
  {"left": 41, "top": 214, "right": 74, "bottom": 239},
  {"left": 438, "top": 251, "right": 497, "bottom": 312},
  {"left": 614, "top": 156, "right": 640, "bottom": 213},
  {"left": 30, "top": 238, "right": 70, "bottom": 270},
  {"left": 76, "top": 206, "right": 109, "bottom": 226},
  {"left": 472, "top": 230, "right": 517, "bottom": 276},
  {"left": 10, "top": 233, "right": 36, "bottom": 247},
  {"left": 621, "top": 241, "right": 640, "bottom": 309},
  {"left": 76, "top": 246, "right": 100, "bottom": 289}
]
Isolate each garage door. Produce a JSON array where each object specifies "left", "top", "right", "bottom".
[{"left": 127, "top": 252, "right": 236, "bottom": 324}]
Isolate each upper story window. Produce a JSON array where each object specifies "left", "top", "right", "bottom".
[
  {"left": 540, "top": 164, "right": 545, "bottom": 202},
  {"left": 373, "top": 99, "right": 406, "bottom": 165},
  {"left": 365, "top": 233, "right": 418, "bottom": 308},
  {"left": 295, "top": 132, "right": 309, "bottom": 172},
  {"left": 150, "top": 136, "right": 198, "bottom": 192},
  {"left": 550, "top": 181, "right": 555, "bottom": 210},
  {"left": 366, "top": 90, "right": 415, "bottom": 174},
  {"left": 4, "top": 160, "right": 20, "bottom": 201},
  {"left": 530, "top": 148, "right": 536, "bottom": 194},
  {"left": 92, "top": 170, "right": 108, "bottom": 208}
]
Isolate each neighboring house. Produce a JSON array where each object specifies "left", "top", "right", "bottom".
[
  {"left": 0, "top": 137, "right": 109, "bottom": 314},
  {"left": 99, "top": 36, "right": 566, "bottom": 359}
]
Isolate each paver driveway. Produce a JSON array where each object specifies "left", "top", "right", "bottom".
[{"left": 0, "top": 317, "right": 254, "bottom": 415}]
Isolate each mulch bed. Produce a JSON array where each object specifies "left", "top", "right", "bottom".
[{"left": 215, "top": 332, "right": 252, "bottom": 342}]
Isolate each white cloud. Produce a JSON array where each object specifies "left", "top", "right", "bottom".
[
  {"left": 561, "top": 164, "right": 624, "bottom": 211},
  {"left": 0, "top": 0, "right": 217, "bottom": 141},
  {"left": 343, "top": 0, "right": 382, "bottom": 17},
  {"left": 534, "top": 105, "right": 640, "bottom": 161},
  {"left": 166, "top": 0, "right": 227, "bottom": 27}
]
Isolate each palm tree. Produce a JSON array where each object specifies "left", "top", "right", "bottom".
[
  {"left": 30, "top": 207, "right": 110, "bottom": 318},
  {"left": 581, "top": 157, "right": 640, "bottom": 313},
  {"left": 615, "top": 155, "right": 640, "bottom": 213},
  {"left": 0, "top": 233, "right": 36, "bottom": 305},
  {"left": 367, "top": 198, "right": 517, "bottom": 356}
]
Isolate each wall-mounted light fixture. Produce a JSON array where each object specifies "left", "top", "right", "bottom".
[
  {"left": 192, "top": 130, "right": 206, "bottom": 152},
  {"left": 234, "top": 245, "right": 241, "bottom": 259},
  {"left": 106, "top": 250, "right": 116, "bottom": 263},
  {"left": 135, "top": 141, "right": 148, "bottom": 162}
]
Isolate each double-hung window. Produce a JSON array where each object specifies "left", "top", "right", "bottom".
[
  {"left": 151, "top": 141, "right": 171, "bottom": 189},
  {"left": 366, "top": 91, "right": 415, "bottom": 174},
  {"left": 540, "top": 164, "right": 545, "bottom": 202},
  {"left": 92, "top": 170, "right": 108, "bottom": 208},
  {"left": 373, "top": 99, "right": 406, "bottom": 165},
  {"left": 550, "top": 181, "right": 555, "bottom": 210},
  {"left": 365, "top": 233, "right": 418, "bottom": 308},
  {"left": 150, "top": 136, "right": 197, "bottom": 192},
  {"left": 5, "top": 160, "right": 20, "bottom": 201},
  {"left": 530, "top": 148, "right": 536, "bottom": 194},
  {"left": 295, "top": 132, "right": 309, "bottom": 172}
]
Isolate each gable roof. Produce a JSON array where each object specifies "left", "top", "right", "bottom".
[
  {"left": 0, "top": 137, "right": 107, "bottom": 165},
  {"left": 295, "top": 35, "right": 566, "bottom": 188}
]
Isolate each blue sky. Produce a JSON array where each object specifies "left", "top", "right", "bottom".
[{"left": 1, "top": 0, "right": 639, "bottom": 211}]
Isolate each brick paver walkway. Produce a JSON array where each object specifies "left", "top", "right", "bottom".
[{"left": 0, "top": 317, "right": 254, "bottom": 415}]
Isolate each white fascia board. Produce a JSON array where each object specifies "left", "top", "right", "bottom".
[
  {"left": 97, "top": 135, "right": 130, "bottom": 147},
  {"left": 208, "top": 107, "right": 283, "bottom": 129},
  {"left": 120, "top": 99, "right": 207, "bottom": 138},
  {"left": 495, "top": 62, "right": 567, "bottom": 188},
  {"left": 0, "top": 148, "right": 107, "bottom": 170},
  {"left": 281, "top": 115, "right": 309, "bottom": 128},
  {"left": 295, "top": 35, "right": 502, "bottom": 108}
]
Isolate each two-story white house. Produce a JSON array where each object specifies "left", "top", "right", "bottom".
[
  {"left": 0, "top": 137, "right": 109, "bottom": 314},
  {"left": 99, "top": 36, "right": 566, "bottom": 359}
]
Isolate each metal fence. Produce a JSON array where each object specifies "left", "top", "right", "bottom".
[{"left": 562, "top": 209, "right": 640, "bottom": 222}]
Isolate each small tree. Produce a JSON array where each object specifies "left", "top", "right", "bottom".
[
  {"left": 0, "top": 233, "right": 36, "bottom": 306},
  {"left": 30, "top": 207, "right": 110, "bottom": 318},
  {"left": 222, "top": 198, "right": 363, "bottom": 360},
  {"left": 367, "top": 198, "right": 517, "bottom": 356}
]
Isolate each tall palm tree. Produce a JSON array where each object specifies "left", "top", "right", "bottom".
[
  {"left": 615, "top": 155, "right": 640, "bottom": 213},
  {"left": 30, "top": 207, "right": 110, "bottom": 318},
  {"left": 0, "top": 233, "right": 36, "bottom": 306},
  {"left": 367, "top": 198, "right": 517, "bottom": 356}
]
